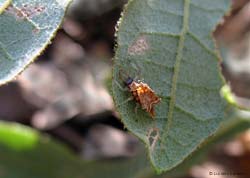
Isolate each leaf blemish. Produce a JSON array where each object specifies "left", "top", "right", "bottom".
[
  {"left": 5, "top": 4, "right": 45, "bottom": 20},
  {"left": 5, "top": 5, "right": 26, "bottom": 20},
  {"left": 20, "top": 4, "right": 45, "bottom": 18},
  {"left": 128, "top": 35, "right": 149, "bottom": 55},
  {"left": 147, "top": 127, "right": 159, "bottom": 151},
  {"left": 32, "top": 28, "right": 40, "bottom": 34}
]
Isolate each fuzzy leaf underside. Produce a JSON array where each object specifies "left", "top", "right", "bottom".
[
  {"left": 112, "top": 0, "right": 231, "bottom": 172},
  {"left": 0, "top": 0, "right": 71, "bottom": 85}
]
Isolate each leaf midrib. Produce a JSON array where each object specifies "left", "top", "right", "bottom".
[{"left": 162, "top": 0, "right": 190, "bottom": 143}]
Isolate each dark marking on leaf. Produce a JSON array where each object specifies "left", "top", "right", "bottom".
[
  {"left": 147, "top": 127, "right": 160, "bottom": 151},
  {"left": 20, "top": 4, "right": 45, "bottom": 18}
]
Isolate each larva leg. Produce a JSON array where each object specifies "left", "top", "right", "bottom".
[
  {"left": 116, "top": 96, "right": 134, "bottom": 108},
  {"left": 114, "top": 79, "right": 128, "bottom": 91}
]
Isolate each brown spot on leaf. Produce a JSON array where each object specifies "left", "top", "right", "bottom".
[
  {"left": 128, "top": 35, "right": 149, "bottom": 55},
  {"left": 5, "top": 5, "right": 25, "bottom": 20},
  {"left": 5, "top": 4, "right": 45, "bottom": 20},
  {"left": 147, "top": 127, "right": 160, "bottom": 151},
  {"left": 32, "top": 28, "right": 40, "bottom": 34},
  {"left": 20, "top": 4, "right": 45, "bottom": 18}
]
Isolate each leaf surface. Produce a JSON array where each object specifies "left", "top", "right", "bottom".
[
  {"left": 0, "top": 0, "right": 71, "bottom": 84},
  {"left": 112, "top": 0, "right": 231, "bottom": 172}
]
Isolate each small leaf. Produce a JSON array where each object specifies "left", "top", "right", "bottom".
[
  {"left": 112, "top": 0, "right": 231, "bottom": 173},
  {"left": 0, "top": 0, "right": 71, "bottom": 85},
  {"left": 0, "top": 121, "right": 81, "bottom": 178},
  {"left": 0, "top": 122, "right": 38, "bottom": 150}
]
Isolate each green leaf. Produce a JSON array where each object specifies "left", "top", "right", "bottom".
[
  {"left": 112, "top": 0, "right": 231, "bottom": 173},
  {"left": 0, "top": 122, "right": 39, "bottom": 150},
  {"left": 0, "top": 121, "right": 82, "bottom": 178},
  {"left": 0, "top": 121, "right": 149, "bottom": 178},
  {"left": 0, "top": 0, "right": 71, "bottom": 85},
  {"left": 0, "top": 0, "right": 11, "bottom": 14}
]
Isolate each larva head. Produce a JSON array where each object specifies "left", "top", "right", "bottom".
[{"left": 124, "top": 77, "right": 134, "bottom": 86}]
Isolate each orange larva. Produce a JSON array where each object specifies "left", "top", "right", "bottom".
[{"left": 124, "top": 77, "right": 161, "bottom": 118}]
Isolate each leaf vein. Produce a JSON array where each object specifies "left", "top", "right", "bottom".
[
  {"left": 168, "top": 134, "right": 186, "bottom": 147},
  {"left": 174, "top": 105, "right": 207, "bottom": 122},
  {"left": 136, "top": 58, "right": 174, "bottom": 70},
  {"left": 0, "top": 41, "right": 13, "bottom": 61},
  {"left": 162, "top": 0, "right": 190, "bottom": 145},
  {"left": 11, "top": 4, "right": 41, "bottom": 30},
  {"left": 178, "top": 81, "right": 221, "bottom": 91},
  {"left": 158, "top": 8, "right": 183, "bottom": 18},
  {"left": 190, "top": 2, "right": 225, "bottom": 13},
  {"left": 142, "top": 31, "right": 180, "bottom": 38},
  {"left": 187, "top": 31, "right": 218, "bottom": 58}
]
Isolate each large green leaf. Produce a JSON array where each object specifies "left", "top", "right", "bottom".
[
  {"left": 0, "top": 0, "right": 71, "bottom": 84},
  {"left": 112, "top": 0, "right": 231, "bottom": 173}
]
